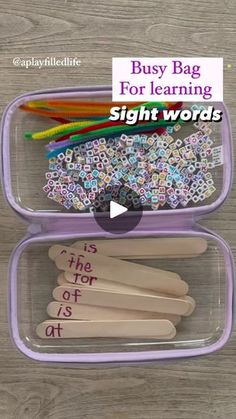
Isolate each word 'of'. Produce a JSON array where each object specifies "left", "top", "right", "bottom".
[{"left": 62, "top": 288, "right": 81, "bottom": 303}]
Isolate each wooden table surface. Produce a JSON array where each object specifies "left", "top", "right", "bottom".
[{"left": 0, "top": 0, "right": 236, "bottom": 418}]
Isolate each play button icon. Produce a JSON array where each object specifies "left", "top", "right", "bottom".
[
  {"left": 110, "top": 201, "right": 128, "bottom": 219},
  {"left": 93, "top": 185, "right": 143, "bottom": 234}
]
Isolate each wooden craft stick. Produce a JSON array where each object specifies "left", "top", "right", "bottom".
[
  {"left": 50, "top": 245, "right": 188, "bottom": 296},
  {"left": 47, "top": 301, "right": 181, "bottom": 324},
  {"left": 62, "top": 272, "right": 163, "bottom": 296},
  {"left": 57, "top": 273, "right": 70, "bottom": 286},
  {"left": 183, "top": 296, "right": 196, "bottom": 316},
  {"left": 99, "top": 254, "right": 202, "bottom": 260},
  {"left": 48, "top": 238, "right": 207, "bottom": 260},
  {"left": 58, "top": 273, "right": 195, "bottom": 314},
  {"left": 52, "top": 285, "right": 191, "bottom": 316},
  {"left": 60, "top": 272, "right": 148, "bottom": 294},
  {"left": 49, "top": 238, "right": 207, "bottom": 260},
  {"left": 36, "top": 319, "right": 177, "bottom": 339}
]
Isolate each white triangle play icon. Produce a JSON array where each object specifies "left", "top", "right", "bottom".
[{"left": 110, "top": 201, "right": 128, "bottom": 219}]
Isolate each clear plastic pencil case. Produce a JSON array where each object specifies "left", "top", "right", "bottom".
[{"left": 0, "top": 85, "right": 234, "bottom": 363}]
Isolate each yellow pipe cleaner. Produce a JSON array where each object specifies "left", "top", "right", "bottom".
[{"left": 31, "top": 120, "right": 96, "bottom": 140}]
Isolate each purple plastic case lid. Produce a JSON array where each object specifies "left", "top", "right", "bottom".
[
  {"left": 0, "top": 86, "right": 233, "bottom": 226},
  {"left": 8, "top": 229, "right": 234, "bottom": 363}
]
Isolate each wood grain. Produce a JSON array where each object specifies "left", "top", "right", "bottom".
[{"left": 0, "top": 0, "right": 236, "bottom": 418}]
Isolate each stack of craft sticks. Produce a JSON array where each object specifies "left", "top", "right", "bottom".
[{"left": 36, "top": 238, "right": 207, "bottom": 340}]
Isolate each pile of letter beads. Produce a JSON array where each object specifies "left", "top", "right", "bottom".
[{"left": 43, "top": 120, "right": 218, "bottom": 212}]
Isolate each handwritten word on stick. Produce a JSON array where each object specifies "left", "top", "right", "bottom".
[
  {"left": 73, "top": 237, "right": 208, "bottom": 259},
  {"left": 47, "top": 301, "right": 181, "bottom": 324},
  {"left": 58, "top": 274, "right": 195, "bottom": 315},
  {"left": 53, "top": 285, "right": 191, "bottom": 316},
  {"left": 51, "top": 245, "right": 188, "bottom": 296},
  {"left": 59, "top": 272, "right": 159, "bottom": 295},
  {"left": 36, "top": 319, "right": 177, "bottom": 339}
]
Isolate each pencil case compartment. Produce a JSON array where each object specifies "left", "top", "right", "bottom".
[
  {"left": 0, "top": 87, "right": 233, "bottom": 222},
  {"left": 8, "top": 231, "right": 234, "bottom": 363}
]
